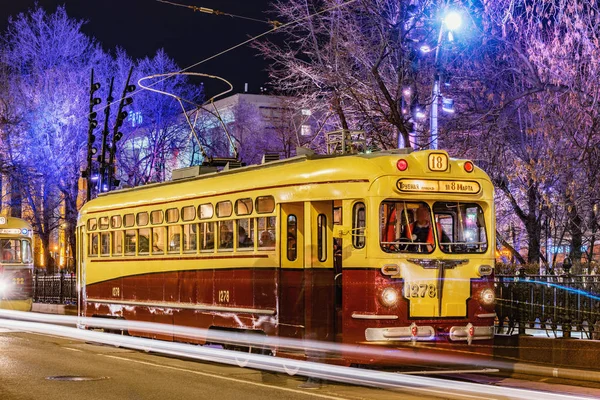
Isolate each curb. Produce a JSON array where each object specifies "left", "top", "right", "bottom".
[{"left": 510, "top": 362, "right": 600, "bottom": 383}]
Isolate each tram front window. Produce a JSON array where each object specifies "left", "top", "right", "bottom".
[
  {"left": 1, "top": 239, "right": 22, "bottom": 263},
  {"left": 433, "top": 202, "right": 488, "bottom": 253},
  {"left": 380, "top": 201, "right": 436, "bottom": 253}
]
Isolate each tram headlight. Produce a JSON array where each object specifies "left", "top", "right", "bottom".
[
  {"left": 479, "top": 288, "right": 495, "bottom": 305},
  {"left": 380, "top": 287, "right": 399, "bottom": 307},
  {"left": 0, "top": 280, "right": 7, "bottom": 295}
]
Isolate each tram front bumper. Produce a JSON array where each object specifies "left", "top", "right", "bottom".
[
  {"left": 365, "top": 323, "right": 435, "bottom": 342},
  {"left": 365, "top": 323, "right": 494, "bottom": 343}
]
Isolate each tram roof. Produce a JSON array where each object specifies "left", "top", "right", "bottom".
[{"left": 79, "top": 149, "right": 492, "bottom": 217}]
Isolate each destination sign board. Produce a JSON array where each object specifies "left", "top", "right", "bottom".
[
  {"left": 397, "top": 179, "right": 480, "bottom": 194},
  {"left": 0, "top": 217, "right": 5, "bottom": 225}
]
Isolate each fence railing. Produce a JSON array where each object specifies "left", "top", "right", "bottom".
[
  {"left": 30, "top": 269, "right": 600, "bottom": 339},
  {"left": 33, "top": 270, "right": 76, "bottom": 304},
  {"left": 495, "top": 272, "right": 600, "bottom": 338}
]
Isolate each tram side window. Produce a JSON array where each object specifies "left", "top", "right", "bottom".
[
  {"left": 168, "top": 225, "right": 181, "bottom": 253},
  {"left": 138, "top": 228, "right": 150, "bottom": 254},
  {"left": 152, "top": 227, "right": 165, "bottom": 254},
  {"left": 99, "top": 217, "right": 109, "bottom": 230},
  {"left": 124, "top": 214, "right": 135, "bottom": 228},
  {"left": 137, "top": 212, "right": 149, "bottom": 227},
  {"left": 256, "top": 196, "right": 275, "bottom": 213},
  {"left": 199, "top": 222, "right": 214, "bottom": 251},
  {"left": 112, "top": 231, "right": 123, "bottom": 256},
  {"left": 235, "top": 198, "right": 253, "bottom": 216},
  {"left": 151, "top": 210, "right": 164, "bottom": 225},
  {"left": 87, "top": 218, "right": 97, "bottom": 231},
  {"left": 199, "top": 203, "right": 214, "bottom": 219},
  {"left": 432, "top": 202, "right": 488, "bottom": 254},
  {"left": 216, "top": 201, "right": 232, "bottom": 218},
  {"left": 21, "top": 240, "right": 32, "bottom": 263},
  {"left": 258, "top": 216, "right": 276, "bottom": 249},
  {"left": 125, "top": 230, "right": 136, "bottom": 255},
  {"left": 218, "top": 220, "right": 233, "bottom": 250},
  {"left": 111, "top": 215, "right": 122, "bottom": 229},
  {"left": 287, "top": 215, "right": 297, "bottom": 261},
  {"left": 352, "top": 202, "right": 366, "bottom": 249},
  {"left": 166, "top": 208, "right": 179, "bottom": 223},
  {"left": 183, "top": 224, "right": 198, "bottom": 253},
  {"left": 182, "top": 206, "right": 196, "bottom": 221},
  {"left": 100, "top": 232, "right": 110, "bottom": 256},
  {"left": 237, "top": 218, "right": 254, "bottom": 250},
  {"left": 89, "top": 233, "right": 99, "bottom": 257},
  {"left": 317, "top": 214, "right": 327, "bottom": 262},
  {"left": 379, "top": 201, "right": 434, "bottom": 254},
  {"left": 1, "top": 239, "right": 22, "bottom": 262}
]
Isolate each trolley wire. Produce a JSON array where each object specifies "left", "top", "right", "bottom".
[{"left": 155, "top": 0, "right": 282, "bottom": 27}]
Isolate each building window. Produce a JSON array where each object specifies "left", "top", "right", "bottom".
[{"left": 301, "top": 124, "right": 312, "bottom": 136}]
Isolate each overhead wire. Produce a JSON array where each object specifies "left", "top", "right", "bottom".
[{"left": 132, "top": 0, "right": 358, "bottom": 161}]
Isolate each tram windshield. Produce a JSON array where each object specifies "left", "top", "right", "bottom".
[
  {"left": 0, "top": 239, "right": 27, "bottom": 263},
  {"left": 380, "top": 200, "right": 488, "bottom": 254}
]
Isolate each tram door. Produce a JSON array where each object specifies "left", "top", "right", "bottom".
[
  {"left": 279, "top": 203, "right": 305, "bottom": 340},
  {"left": 306, "top": 201, "right": 335, "bottom": 344}
]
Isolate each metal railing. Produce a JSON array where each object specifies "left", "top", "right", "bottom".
[
  {"left": 33, "top": 270, "right": 76, "bottom": 304},
  {"left": 495, "top": 272, "right": 600, "bottom": 339}
]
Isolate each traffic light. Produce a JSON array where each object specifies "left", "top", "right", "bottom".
[
  {"left": 84, "top": 69, "right": 101, "bottom": 201},
  {"left": 108, "top": 67, "right": 136, "bottom": 190}
]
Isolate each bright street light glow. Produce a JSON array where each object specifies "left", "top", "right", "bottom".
[
  {"left": 444, "top": 11, "right": 463, "bottom": 31},
  {"left": 419, "top": 44, "right": 432, "bottom": 53}
]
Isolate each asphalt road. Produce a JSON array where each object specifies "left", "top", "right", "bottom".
[{"left": 1, "top": 328, "right": 600, "bottom": 400}]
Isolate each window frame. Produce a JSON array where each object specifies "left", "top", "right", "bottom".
[{"left": 256, "top": 196, "right": 275, "bottom": 214}]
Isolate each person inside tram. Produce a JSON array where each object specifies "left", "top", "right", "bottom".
[
  {"left": 405, "top": 205, "right": 449, "bottom": 252},
  {"left": 219, "top": 224, "right": 233, "bottom": 248},
  {"left": 2, "top": 240, "right": 15, "bottom": 262},
  {"left": 238, "top": 226, "right": 253, "bottom": 248},
  {"left": 259, "top": 230, "right": 275, "bottom": 247}
]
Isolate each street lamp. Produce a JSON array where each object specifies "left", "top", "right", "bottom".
[{"left": 430, "top": 10, "right": 463, "bottom": 150}]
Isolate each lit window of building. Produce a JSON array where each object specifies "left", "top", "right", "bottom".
[{"left": 301, "top": 124, "right": 312, "bottom": 136}]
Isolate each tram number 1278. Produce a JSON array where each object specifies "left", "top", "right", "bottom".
[{"left": 404, "top": 283, "right": 437, "bottom": 299}]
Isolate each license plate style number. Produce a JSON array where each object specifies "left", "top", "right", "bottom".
[{"left": 404, "top": 283, "right": 437, "bottom": 298}]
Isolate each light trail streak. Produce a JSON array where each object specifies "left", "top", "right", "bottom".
[{"left": 0, "top": 311, "right": 593, "bottom": 400}]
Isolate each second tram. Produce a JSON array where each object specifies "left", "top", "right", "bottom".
[
  {"left": 77, "top": 148, "right": 496, "bottom": 364},
  {"left": 0, "top": 216, "right": 34, "bottom": 311}
]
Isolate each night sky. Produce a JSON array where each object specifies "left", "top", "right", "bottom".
[{"left": 0, "top": 0, "right": 273, "bottom": 96}]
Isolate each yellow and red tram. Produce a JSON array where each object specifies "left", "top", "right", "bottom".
[
  {"left": 77, "top": 149, "right": 496, "bottom": 364},
  {"left": 0, "top": 216, "right": 34, "bottom": 311}
]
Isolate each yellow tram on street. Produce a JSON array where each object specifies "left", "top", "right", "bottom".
[
  {"left": 0, "top": 216, "right": 34, "bottom": 311},
  {"left": 77, "top": 147, "right": 496, "bottom": 364}
]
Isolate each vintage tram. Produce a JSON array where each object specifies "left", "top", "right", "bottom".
[
  {"left": 0, "top": 216, "right": 34, "bottom": 311},
  {"left": 76, "top": 148, "right": 496, "bottom": 364}
]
